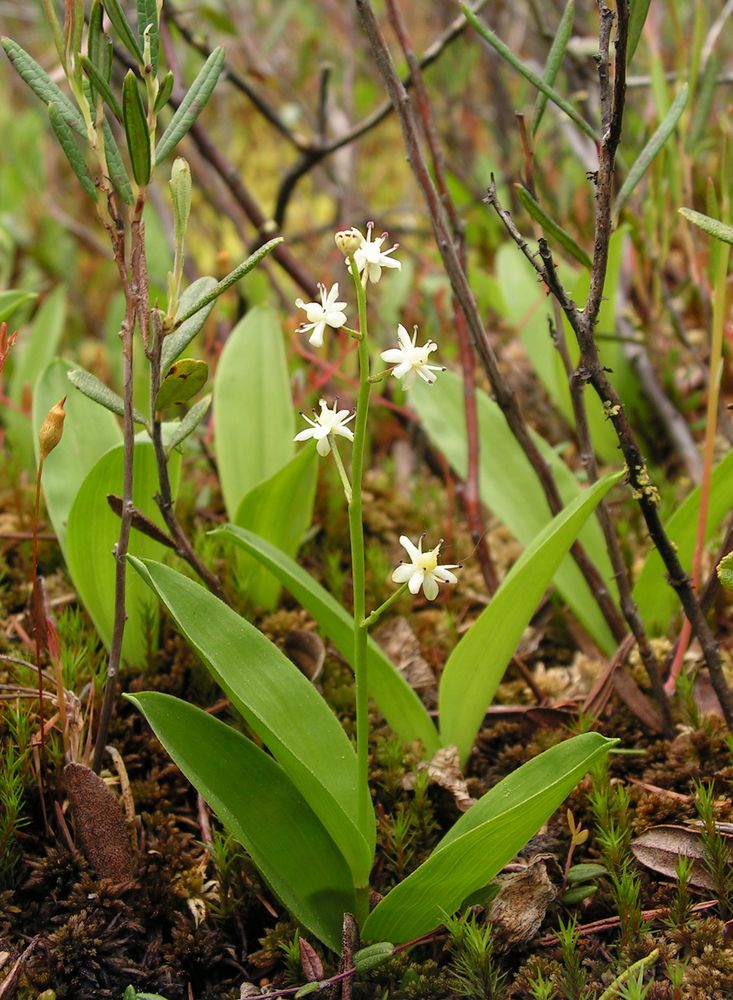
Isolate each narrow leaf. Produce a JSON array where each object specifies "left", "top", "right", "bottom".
[
  {"left": 102, "top": 0, "right": 144, "bottom": 65},
  {"left": 515, "top": 183, "right": 591, "bottom": 268},
  {"left": 461, "top": 6, "right": 597, "bottom": 142},
  {"left": 531, "top": 0, "right": 575, "bottom": 135},
  {"left": 0, "top": 289, "right": 36, "bottom": 325},
  {"left": 362, "top": 733, "right": 615, "bottom": 943},
  {"left": 2, "top": 37, "right": 85, "bottom": 135},
  {"left": 102, "top": 117, "right": 135, "bottom": 205},
  {"left": 154, "top": 70, "right": 174, "bottom": 114},
  {"left": 129, "top": 558, "right": 374, "bottom": 883},
  {"left": 129, "top": 692, "right": 354, "bottom": 952},
  {"left": 81, "top": 54, "right": 123, "bottom": 120},
  {"left": 440, "top": 473, "right": 621, "bottom": 764},
  {"left": 299, "top": 938, "right": 324, "bottom": 982},
  {"left": 86, "top": 0, "right": 104, "bottom": 104},
  {"left": 136, "top": 0, "right": 159, "bottom": 74},
  {"left": 48, "top": 104, "right": 97, "bottom": 199},
  {"left": 627, "top": 0, "right": 652, "bottom": 64},
  {"left": 215, "top": 525, "right": 440, "bottom": 754},
  {"left": 678, "top": 207, "right": 733, "bottom": 246},
  {"left": 166, "top": 394, "right": 211, "bottom": 452},
  {"left": 161, "top": 276, "right": 217, "bottom": 368},
  {"left": 122, "top": 70, "right": 151, "bottom": 186},
  {"left": 175, "top": 238, "right": 283, "bottom": 324},
  {"left": 154, "top": 47, "right": 225, "bottom": 163},
  {"left": 353, "top": 943, "right": 395, "bottom": 971},
  {"left": 616, "top": 84, "right": 688, "bottom": 214},
  {"left": 68, "top": 367, "right": 147, "bottom": 425}
]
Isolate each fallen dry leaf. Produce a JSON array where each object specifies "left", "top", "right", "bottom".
[
  {"left": 403, "top": 744, "right": 475, "bottom": 812},
  {"left": 65, "top": 762, "right": 136, "bottom": 881},
  {"left": 373, "top": 616, "right": 437, "bottom": 706},
  {"left": 631, "top": 824, "right": 732, "bottom": 890},
  {"left": 488, "top": 858, "right": 558, "bottom": 951},
  {"left": 284, "top": 628, "right": 325, "bottom": 683}
]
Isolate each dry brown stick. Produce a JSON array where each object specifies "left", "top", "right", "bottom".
[
  {"left": 386, "top": 0, "right": 498, "bottom": 595},
  {"left": 355, "top": 0, "right": 626, "bottom": 643}
]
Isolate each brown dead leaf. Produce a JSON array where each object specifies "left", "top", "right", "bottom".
[
  {"left": 65, "top": 762, "right": 136, "bottom": 881},
  {"left": 403, "top": 744, "right": 475, "bottom": 812},
  {"left": 488, "top": 858, "right": 558, "bottom": 951},
  {"left": 299, "top": 936, "right": 324, "bottom": 982},
  {"left": 631, "top": 824, "right": 733, "bottom": 890},
  {"left": 373, "top": 616, "right": 436, "bottom": 706},
  {"left": 284, "top": 628, "right": 325, "bottom": 683}
]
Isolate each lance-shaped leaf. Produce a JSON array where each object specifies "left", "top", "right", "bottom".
[
  {"left": 2, "top": 37, "right": 86, "bottom": 135},
  {"left": 616, "top": 84, "right": 688, "bottom": 214},
  {"left": 440, "top": 473, "right": 621, "bottom": 764},
  {"left": 627, "top": 0, "right": 652, "bottom": 64},
  {"left": 102, "top": 118, "right": 134, "bottom": 205},
  {"left": 86, "top": 0, "right": 104, "bottom": 104},
  {"left": 129, "top": 557, "right": 374, "bottom": 883},
  {"left": 678, "top": 207, "right": 733, "bottom": 246},
  {"left": 362, "top": 733, "right": 615, "bottom": 943},
  {"left": 155, "top": 47, "right": 225, "bottom": 163},
  {"left": 137, "top": 0, "right": 159, "bottom": 75},
  {"left": 515, "top": 184, "right": 591, "bottom": 268},
  {"left": 154, "top": 70, "right": 174, "bottom": 113},
  {"left": 166, "top": 394, "right": 211, "bottom": 452},
  {"left": 161, "top": 276, "right": 217, "bottom": 368},
  {"left": 0, "top": 289, "right": 36, "bottom": 325},
  {"left": 127, "top": 693, "right": 354, "bottom": 952},
  {"left": 81, "top": 55, "right": 123, "bottom": 121},
  {"left": 215, "top": 526, "right": 439, "bottom": 754},
  {"left": 175, "top": 238, "right": 283, "bottom": 324},
  {"left": 122, "top": 70, "right": 151, "bottom": 186},
  {"left": 68, "top": 367, "right": 147, "bottom": 425},
  {"left": 102, "top": 0, "right": 144, "bottom": 65},
  {"left": 531, "top": 0, "right": 575, "bottom": 134},
  {"left": 154, "top": 358, "right": 208, "bottom": 410},
  {"left": 48, "top": 104, "right": 97, "bottom": 199}
]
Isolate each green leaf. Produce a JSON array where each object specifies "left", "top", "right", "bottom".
[
  {"left": 102, "top": 0, "right": 144, "bottom": 65},
  {"left": 161, "top": 276, "right": 217, "bottom": 369},
  {"left": 678, "top": 207, "right": 733, "bottom": 246},
  {"left": 136, "top": 0, "right": 159, "bottom": 74},
  {"left": 627, "top": 0, "right": 652, "bottom": 64},
  {"left": 2, "top": 37, "right": 85, "bottom": 135},
  {"left": 33, "top": 359, "right": 121, "bottom": 558},
  {"left": 174, "top": 238, "right": 283, "bottom": 325},
  {"left": 214, "top": 525, "right": 439, "bottom": 755},
  {"left": 48, "top": 103, "right": 97, "bottom": 199},
  {"left": 362, "top": 733, "right": 615, "bottom": 943},
  {"left": 353, "top": 942, "right": 395, "bottom": 971},
  {"left": 128, "top": 558, "right": 374, "bottom": 883},
  {"left": 461, "top": 6, "right": 597, "bottom": 142},
  {"left": 166, "top": 394, "right": 211, "bottom": 452},
  {"left": 122, "top": 70, "right": 151, "bottom": 186},
  {"left": 80, "top": 54, "right": 123, "bottom": 121},
  {"left": 129, "top": 692, "right": 354, "bottom": 952},
  {"left": 102, "top": 117, "right": 134, "bottom": 205},
  {"left": 633, "top": 449, "right": 733, "bottom": 632},
  {"left": 295, "top": 984, "right": 322, "bottom": 998},
  {"left": 86, "top": 0, "right": 104, "bottom": 105},
  {"left": 410, "top": 372, "right": 617, "bottom": 653},
  {"left": 440, "top": 472, "right": 621, "bottom": 764},
  {"left": 560, "top": 884, "right": 598, "bottom": 905},
  {"left": 233, "top": 445, "right": 318, "bottom": 610},
  {"left": 67, "top": 367, "right": 147, "bottom": 425},
  {"left": 214, "top": 305, "right": 294, "bottom": 518},
  {"left": 531, "top": 0, "right": 575, "bottom": 135},
  {"left": 154, "top": 47, "right": 225, "bottom": 163},
  {"left": 154, "top": 71, "right": 174, "bottom": 114},
  {"left": 66, "top": 439, "right": 180, "bottom": 664},
  {"left": 566, "top": 862, "right": 608, "bottom": 884},
  {"left": 154, "top": 357, "right": 208, "bottom": 410},
  {"left": 0, "top": 289, "right": 36, "bottom": 325},
  {"left": 616, "top": 84, "right": 688, "bottom": 214},
  {"left": 718, "top": 552, "right": 733, "bottom": 592},
  {"left": 515, "top": 183, "right": 591, "bottom": 268}
]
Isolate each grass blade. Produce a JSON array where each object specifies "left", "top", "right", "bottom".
[
  {"left": 678, "top": 206, "right": 733, "bottom": 245},
  {"left": 627, "top": 0, "right": 652, "bottom": 64}
]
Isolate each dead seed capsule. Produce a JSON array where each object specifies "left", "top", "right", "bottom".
[{"left": 39, "top": 396, "right": 66, "bottom": 460}]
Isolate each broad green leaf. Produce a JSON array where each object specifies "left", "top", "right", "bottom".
[
  {"left": 48, "top": 104, "right": 96, "bottom": 199},
  {"left": 410, "top": 373, "right": 617, "bottom": 653},
  {"left": 215, "top": 525, "right": 439, "bottom": 755},
  {"left": 155, "top": 47, "right": 225, "bottom": 163},
  {"left": 129, "top": 558, "right": 374, "bottom": 883},
  {"left": 66, "top": 439, "right": 180, "bottom": 664},
  {"left": 129, "top": 692, "right": 354, "bottom": 952},
  {"left": 102, "top": 0, "right": 144, "bottom": 65},
  {"left": 174, "top": 239, "right": 283, "bottom": 325},
  {"left": 531, "top": 0, "right": 575, "bottom": 135},
  {"left": 616, "top": 85, "right": 688, "bottom": 214},
  {"left": 67, "top": 367, "right": 147, "bottom": 425},
  {"left": 627, "top": 0, "right": 652, "bottom": 64},
  {"left": 679, "top": 207, "right": 733, "bottom": 246},
  {"left": 161, "top": 276, "right": 218, "bottom": 369},
  {"left": 1, "top": 38, "right": 86, "bottom": 135},
  {"left": 154, "top": 358, "right": 208, "bottom": 410},
  {"left": 214, "top": 305, "right": 294, "bottom": 519},
  {"left": 33, "top": 359, "right": 121, "bottom": 557},
  {"left": 166, "top": 394, "right": 210, "bottom": 452},
  {"left": 440, "top": 473, "right": 621, "bottom": 764},
  {"left": 362, "top": 732, "right": 615, "bottom": 942},
  {"left": 122, "top": 71, "right": 151, "bottom": 186},
  {"left": 516, "top": 184, "right": 591, "bottom": 268},
  {"left": 633, "top": 448, "right": 733, "bottom": 632},
  {"left": 233, "top": 445, "right": 318, "bottom": 610},
  {"left": 0, "top": 289, "right": 36, "bottom": 324}
]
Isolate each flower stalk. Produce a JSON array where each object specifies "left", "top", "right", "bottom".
[{"left": 362, "top": 582, "right": 410, "bottom": 629}]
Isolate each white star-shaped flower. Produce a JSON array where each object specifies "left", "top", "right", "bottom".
[
  {"left": 352, "top": 222, "right": 401, "bottom": 285},
  {"left": 392, "top": 535, "right": 460, "bottom": 601},
  {"left": 294, "top": 399, "right": 356, "bottom": 457},
  {"left": 380, "top": 324, "right": 445, "bottom": 388},
  {"left": 295, "top": 282, "right": 347, "bottom": 348}
]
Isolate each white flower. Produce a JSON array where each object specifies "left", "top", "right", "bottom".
[
  {"left": 392, "top": 535, "right": 460, "bottom": 601},
  {"left": 294, "top": 398, "right": 356, "bottom": 457},
  {"left": 353, "top": 222, "right": 401, "bottom": 284},
  {"left": 295, "top": 282, "right": 347, "bottom": 348},
  {"left": 380, "top": 324, "right": 445, "bottom": 388}
]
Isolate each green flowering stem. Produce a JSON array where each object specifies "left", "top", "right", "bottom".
[
  {"left": 346, "top": 254, "right": 371, "bottom": 839},
  {"left": 362, "top": 583, "right": 409, "bottom": 629},
  {"left": 330, "top": 435, "right": 352, "bottom": 504}
]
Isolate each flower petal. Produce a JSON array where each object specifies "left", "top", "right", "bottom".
[
  {"left": 408, "top": 570, "right": 424, "bottom": 595},
  {"left": 422, "top": 575, "right": 439, "bottom": 601},
  {"left": 316, "top": 436, "right": 332, "bottom": 456},
  {"left": 392, "top": 564, "right": 414, "bottom": 583},
  {"left": 433, "top": 567, "right": 458, "bottom": 584},
  {"left": 399, "top": 535, "right": 422, "bottom": 563}
]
